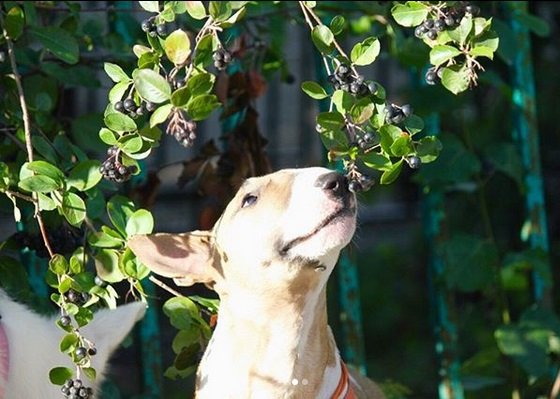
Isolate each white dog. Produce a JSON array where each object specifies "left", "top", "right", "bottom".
[
  {"left": 0, "top": 289, "right": 145, "bottom": 398},
  {"left": 129, "top": 167, "right": 385, "bottom": 399}
]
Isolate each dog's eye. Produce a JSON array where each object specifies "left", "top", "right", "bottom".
[{"left": 241, "top": 194, "right": 258, "bottom": 208}]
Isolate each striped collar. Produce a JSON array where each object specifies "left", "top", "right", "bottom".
[{"left": 330, "top": 361, "right": 356, "bottom": 399}]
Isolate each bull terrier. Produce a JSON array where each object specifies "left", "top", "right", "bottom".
[{"left": 129, "top": 167, "right": 385, "bottom": 399}]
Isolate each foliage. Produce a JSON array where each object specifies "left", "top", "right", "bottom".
[{"left": 0, "top": 1, "right": 556, "bottom": 398}]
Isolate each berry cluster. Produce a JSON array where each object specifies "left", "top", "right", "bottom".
[
  {"left": 141, "top": 16, "right": 168, "bottom": 38},
  {"left": 114, "top": 98, "right": 156, "bottom": 119},
  {"left": 167, "top": 110, "right": 197, "bottom": 147},
  {"left": 356, "top": 132, "right": 377, "bottom": 150},
  {"left": 327, "top": 64, "right": 377, "bottom": 97},
  {"left": 100, "top": 146, "right": 138, "bottom": 183},
  {"left": 61, "top": 378, "right": 93, "bottom": 399},
  {"left": 385, "top": 103, "right": 413, "bottom": 124},
  {"left": 415, "top": 2, "right": 480, "bottom": 41},
  {"left": 13, "top": 227, "right": 82, "bottom": 258},
  {"left": 212, "top": 47, "right": 232, "bottom": 71},
  {"left": 425, "top": 66, "right": 444, "bottom": 85},
  {"left": 348, "top": 173, "right": 374, "bottom": 193},
  {"left": 64, "top": 289, "right": 91, "bottom": 306}
]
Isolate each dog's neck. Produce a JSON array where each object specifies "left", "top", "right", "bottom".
[{"left": 197, "top": 279, "right": 342, "bottom": 399}]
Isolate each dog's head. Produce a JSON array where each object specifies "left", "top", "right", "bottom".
[{"left": 128, "top": 167, "right": 356, "bottom": 296}]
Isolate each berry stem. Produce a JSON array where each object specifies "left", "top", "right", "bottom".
[
  {"left": 0, "top": 12, "right": 55, "bottom": 258},
  {"left": 298, "top": 2, "right": 332, "bottom": 76}
]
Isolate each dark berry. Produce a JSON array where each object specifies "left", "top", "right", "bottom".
[
  {"left": 114, "top": 101, "right": 124, "bottom": 113},
  {"left": 80, "top": 292, "right": 90, "bottom": 303},
  {"left": 60, "top": 315, "right": 71, "bottom": 327},
  {"left": 75, "top": 347, "right": 87, "bottom": 358},
  {"left": 222, "top": 51, "right": 232, "bottom": 63},
  {"left": 73, "top": 379, "right": 83, "bottom": 389},
  {"left": 434, "top": 19, "right": 446, "bottom": 31},
  {"left": 88, "top": 347, "right": 97, "bottom": 356},
  {"left": 141, "top": 19, "right": 152, "bottom": 33},
  {"left": 426, "top": 30, "right": 438, "bottom": 40},
  {"left": 414, "top": 26, "right": 426, "bottom": 38},
  {"left": 465, "top": 4, "right": 480, "bottom": 16},
  {"left": 336, "top": 64, "right": 350, "bottom": 77},
  {"left": 401, "top": 104, "right": 413, "bottom": 117},
  {"left": 66, "top": 290, "right": 78, "bottom": 303},
  {"left": 348, "top": 180, "right": 363, "bottom": 193},
  {"left": 350, "top": 82, "right": 361, "bottom": 94},
  {"left": 175, "top": 79, "right": 186, "bottom": 88},
  {"left": 123, "top": 98, "right": 136, "bottom": 112},
  {"left": 423, "top": 19, "right": 434, "bottom": 29},
  {"left": 406, "top": 156, "right": 422, "bottom": 169},
  {"left": 444, "top": 16, "right": 456, "bottom": 26},
  {"left": 367, "top": 81, "right": 378, "bottom": 94},
  {"left": 145, "top": 101, "right": 156, "bottom": 112},
  {"left": 156, "top": 24, "right": 168, "bottom": 37},
  {"left": 425, "top": 68, "right": 438, "bottom": 85}
]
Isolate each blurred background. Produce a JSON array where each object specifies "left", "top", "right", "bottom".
[{"left": 0, "top": 1, "right": 559, "bottom": 398}]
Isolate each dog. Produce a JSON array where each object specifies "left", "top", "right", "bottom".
[
  {"left": 129, "top": 167, "right": 386, "bottom": 398},
  {"left": 0, "top": 289, "right": 146, "bottom": 398}
]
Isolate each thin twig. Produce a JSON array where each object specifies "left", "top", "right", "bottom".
[
  {"left": 4, "top": 190, "right": 36, "bottom": 203},
  {"left": 149, "top": 275, "right": 183, "bottom": 297},
  {"left": 298, "top": 2, "right": 332, "bottom": 75},
  {"left": 0, "top": 13, "right": 55, "bottom": 258},
  {"left": 1, "top": 129, "right": 28, "bottom": 152}
]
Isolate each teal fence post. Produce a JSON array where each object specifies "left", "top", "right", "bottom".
[
  {"left": 507, "top": 1, "right": 552, "bottom": 305},
  {"left": 315, "top": 55, "right": 367, "bottom": 373},
  {"left": 110, "top": 3, "right": 163, "bottom": 396},
  {"left": 422, "top": 114, "right": 464, "bottom": 399}
]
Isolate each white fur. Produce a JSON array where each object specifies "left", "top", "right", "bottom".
[{"left": 0, "top": 290, "right": 145, "bottom": 399}]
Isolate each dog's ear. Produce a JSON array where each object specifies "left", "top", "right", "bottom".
[{"left": 128, "top": 231, "right": 217, "bottom": 286}]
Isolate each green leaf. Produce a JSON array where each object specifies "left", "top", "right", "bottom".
[
  {"left": 221, "top": 7, "right": 246, "bottom": 28},
  {"left": 311, "top": 25, "right": 334, "bottom": 54},
  {"left": 27, "top": 160, "right": 65, "bottom": 182},
  {"left": 61, "top": 192, "right": 86, "bottom": 226},
  {"left": 18, "top": 175, "right": 60, "bottom": 193},
  {"left": 390, "top": 135, "right": 413, "bottom": 157},
  {"left": 150, "top": 104, "right": 174, "bottom": 127},
  {"left": 429, "top": 45, "right": 461, "bottom": 67},
  {"left": 134, "top": 69, "right": 172, "bottom": 103},
  {"left": 29, "top": 26, "right": 79, "bottom": 64},
  {"left": 165, "top": 29, "right": 191, "bottom": 65},
  {"left": 5, "top": 6, "right": 25, "bottom": 40},
  {"left": 442, "top": 234, "right": 497, "bottom": 292},
  {"left": 330, "top": 15, "right": 346, "bottom": 36},
  {"left": 209, "top": 1, "right": 232, "bottom": 21},
  {"left": 470, "top": 45, "right": 495, "bottom": 59},
  {"left": 380, "top": 160, "right": 403, "bottom": 185},
  {"left": 126, "top": 209, "right": 154, "bottom": 236},
  {"left": 379, "top": 124, "right": 402, "bottom": 155},
  {"left": 104, "top": 112, "right": 137, "bottom": 132},
  {"left": 82, "top": 367, "right": 97, "bottom": 382},
  {"left": 391, "top": 1, "right": 429, "bottom": 27},
  {"left": 187, "top": 72, "right": 215, "bottom": 96},
  {"left": 416, "top": 136, "right": 442, "bottom": 163},
  {"left": 471, "top": 31, "right": 499, "bottom": 59},
  {"left": 99, "top": 128, "right": 117, "bottom": 145},
  {"left": 60, "top": 332, "right": 79, "bottom": 353},
  {"left": 88, "top": 230, "right": 124, "bottom": 249},
  {"left": 31, "top": 136, "right": 58, "bottom": 164},
  {"left": 104, "top": 62, "right": 130, "bottom": 83},
  {"left": 139, "top": 1, "right": 160, "bottom": 12},
  {"left": 448, "top": 14, "right": 473, "bottom": 46},
  {"left": 350, "top": 37, "right": 380, "bottom": 66},
  {"left": 331, "top": 90, "right": 355, "bottom": 114},
  {"left": 37, "top": 193, "right": 56, "bottom": 211},
  {"left": 67, "top": 160, "right": 102, "bottom": 191},
  {"left": 186, "top": 1, "right": 206, "bottom": 20},
  {"left": 194, "top": 34, "right": 215, "bottom": 67},
  {"left": 403, "top": 115, "right": 424, "bottom": 135},
  {"left": 75, "top": 306, "right": 94, "bottom": 327},
  {"left": 186, "top": 94, "right": 220, "bottom": 121},
  {"left": 317, "top": 111, "right": 345, "bottom": 131},
  {"left": 362, "top": 153, "right": 391, "bottom": 171},
  {"left": 163, "top": 296, "right": 199, "bottom": 330},
  {"left": 484, "top": 142, "right": 523, "bottom": 188},
  {"left": 109, "top": 81, "right": 132, "bottom": 104},
  {"left": 441, "top": 65, "right": 470, "bottom": 95},
  {"left": 174, "top": 343, "right": 201, "bottom": 370},
  {"left": 171, "top": 87, "right": 190, "bottom": 107},
  {"left": 122, "top": 247, "right": 150, "bottom": 280},
  {"left": 107, "top": 195, "right": 135, "bottom": 236},
  {"left": 301, "top": 81, "right": 328, "bottom": 100},
  {"left": 350, "top": 98, "right": 374, "bottom": 124},
  {"left": 94, "top": 249, "right": 126, "bottom": 283},
  {"left": 119, "top": 135, "right": 144, "bottom": 155},
  {"left": 49, "top": 254, "right": 69, "bottom": 275},
  {"left": 49, "top": 367, "right": 74, "bottom": 385}
]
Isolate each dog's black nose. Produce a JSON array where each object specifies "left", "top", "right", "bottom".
[{"left": 315, "top": 172, "right": 349, "bottom": 198}]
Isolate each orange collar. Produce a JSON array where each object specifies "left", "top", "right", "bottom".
[{"left": 330, "top": 361, "right": 356, "bottom": 399}]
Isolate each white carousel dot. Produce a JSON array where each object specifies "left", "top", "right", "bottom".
[
  {"left": 302, "top": 379, "right": 309, "bottom": 385},
  {"left": 291, "top": 378, "right": 299, "bottom": 385}
]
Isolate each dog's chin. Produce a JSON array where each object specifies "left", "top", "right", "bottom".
[{"left": 280, "top": 207, "right": 356, "bottom": 261}]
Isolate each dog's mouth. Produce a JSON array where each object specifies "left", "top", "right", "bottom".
[{"left": 279, "top": 205, "right": 356, "bottom": 256}]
